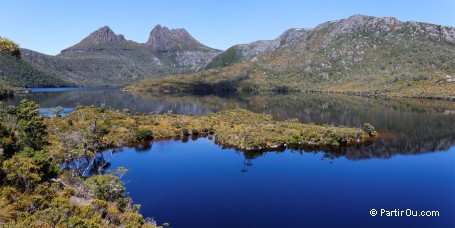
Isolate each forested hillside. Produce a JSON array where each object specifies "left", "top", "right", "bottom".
[{"left": 0, "top": 37, "right": 72, "bottom": 89}]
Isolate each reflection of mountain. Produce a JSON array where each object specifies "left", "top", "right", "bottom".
[
  {"left": 4, "top": 89, "right": 218, "bottom": 115},
  {"left": 136, "top": 92, "right": 455, "bottom": 159},
  {"left": 232, "top": 137, "right": 455, "bottom": 161},
  {"left": 3, "top": 89, "right": 455, "bottom": 159},
  {"left": 343, "top": 137, "right": 455, "bottom": 160}
]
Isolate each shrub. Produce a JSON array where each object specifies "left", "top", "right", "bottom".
[
  {"left": 135, "top": 128, "right": 153, "bottom": 141},
  {"left": 85, "top": 168, "right": 128, "bottom": 203},
  {"left": 363, "top": 123, "right": 378, "bottom": 136},
  {"left": 67, "top": 216, "right": 101, "bottom": 228},
  {"left": 289, "top": 133, "right": 302, "bottom": 144},
  {"left": 2, "top": 155, "right": 41, "bottom": 191},
  {"left": 181, "top": 128, "right": 190, "bottom": 136},
  {"left": 191, "top": 128, "right": 199, "bottom": 135}
]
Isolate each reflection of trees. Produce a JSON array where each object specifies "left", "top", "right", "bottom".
[
  {"left": 4, "top": 90, "right": 220, "bottom": 116},
  {"left": 343, "top": 135, "right": 455, "bottom": 160},
  {"left": 123, "top": 141, "right": 154, "bottom": 153},
  {"left": 216, "top": 93, "right": 455, "bottom": 159},
  {"left": 233, "top": 140, "right": 455, "bottom": 165},
  {"left": 226, "top": 122, "right": 454, "bottom": 161},
  {"left": 240, "top": 159, "right": 253, "bottom": 173},
  {"left": 7, "top": 89, "right": 455, "bottom": 159},
  {"left": 62, "top": 150, "right": 113, "bottom": 176}
]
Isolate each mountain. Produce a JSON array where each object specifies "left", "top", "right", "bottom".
[
  {"left": 65, "top": 26, "right": 127, "bottom": 49},
  {"left": 129, "top": 15, "right": 455, "bottom": 99},
  {"left": 205, "top": 28, "right": 308, "bottom": 69},
  {"left": 147, "top": 25, "right": 212, "bottom": 52},
  {"left": 21, "top": 25, "right": 222, "bottom": 87}
]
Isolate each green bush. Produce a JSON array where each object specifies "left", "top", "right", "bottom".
[
  {"left": 85, "top": 168, "right": 128, "bottom": 203},
  {"left": 181, "top": 128, "right": 190, "bottom": 136},
  {"left": 2, "top": 154, "right": 41, "bottom": 191},
  {"left": 289, "top": 133, "right": 302, "bottom": 144},
  {"left": 363, "top": 123, "right": 378, "bottom": 136},
  {"left": 135, "top": 128, "right": 153, "bottom": 141}
]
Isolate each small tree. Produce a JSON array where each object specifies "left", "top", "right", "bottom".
[
  {"left": 57, "top": 113, "right": 111, "bottom": 176},
  {"left": 5, "top": 100, "right": 48, "bottom": 151}
]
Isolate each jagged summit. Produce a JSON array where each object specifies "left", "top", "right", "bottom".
[
  {"left": 23, "top": 14, "right": 455, "bottom": 91},
  {"left": 62, "top": 26, "right": 127, "bottom": 52},
  {"left": 85, "top": 26, "right": 127, "bottom": 45},
  {"left": 146, "top": 25, "right": 210, "bottom": 52},
  {"left": 29, "top": 24, "right": 221, "bottom": 86},
  {"left": 315, "top": 14, "right": 403, "bottom": 34},
  {"left": 61, "top": 24, "right": 218, "bottom": 54}
]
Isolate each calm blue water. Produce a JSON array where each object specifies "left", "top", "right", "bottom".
[
  {"left": 29, "top": 87, "right": 118, "bottom": 92},
  {"left": 106, "top": 139, "right": 454, "bottom": 228},
  {"left": 2, "top": 88, "right": 455, "bottom": 227}
]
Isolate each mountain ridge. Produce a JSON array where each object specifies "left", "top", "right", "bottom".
[
  {"left": 146, "top": 25, "right": 213, "bottom": 52},
  {"left": 128, "top": 14, "right": 455, "bottom": 99},
  {"left": 66, "top": 26, "right": 128, "bottom": 49},
  {"left": 6, "top": 14, "right": 455, "bottom": 95},
  {"left": 20, "top": 25, "right": 222, "bottom": 86},
  {"left": 205, "top": 28, "right": 309, "bottom": 69},
  {"left": 206, "top": 14, "right": 455, "bottom": 69}
]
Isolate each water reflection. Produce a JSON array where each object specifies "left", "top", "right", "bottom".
[
  {"left": 101, "top": 137, "right": 455, "bottom": 228},
  {"left": 2, "top": 88, "right": 455, "bottom": 159},
  {"left": 8, "top": 89, "right": 452, "bottom": 227}
]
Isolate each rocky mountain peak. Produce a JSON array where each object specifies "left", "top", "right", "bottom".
[
  {"left": 59, "top": 26, "right": 128, "bottom": 54},
  {"left": 60, "top": 26, "right": 127, "bottom": 55},
  {"left": 83, "top": 26, "right": 126, "bottom": 45},
  {"left": 322, "top": 14, "right": 403, "bottom": 34},
  {"left": 344, "top": 14, "right": 375, "bottom": 25},
  {"left": 68, "top": 26, "right": 127, "bottom": 50},
  {"left": 146, "top": 24, "right": 207, "bottom": 51}
]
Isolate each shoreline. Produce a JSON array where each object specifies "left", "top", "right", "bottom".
[{"left": 123, "top": 87, "right": 455, "bottom": 102}]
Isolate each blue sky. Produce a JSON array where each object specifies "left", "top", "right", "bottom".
[{"left": 1, "top": 0, "right": 454, "bottom": 55}]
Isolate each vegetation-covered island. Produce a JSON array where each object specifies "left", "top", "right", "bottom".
[
  {"left": 47, "top": 105, "right": 377, "bottom": 151},
  {"left": 0, "top": 100, "right": 376, "bottom": 227}
]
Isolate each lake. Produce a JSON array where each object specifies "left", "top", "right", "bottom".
[{"left": 2, "top": 88, "right": 454, "bottom": 227}]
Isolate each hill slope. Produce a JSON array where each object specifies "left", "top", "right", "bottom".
[
  {"left": 0, "top": 78, "right": 14, "bottom": 98},
  {"left": 22, "top": 26, "right": 222, "bottom": 87},
  {"left": 129, "top": 15, "right": 455, "bottom": 99},
  {"left": 204, "top": 28, "right": 308, "bottom": 69},
  {"left": 0, "top": 37, "right": 71, "bottom": 89}
]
